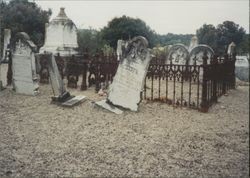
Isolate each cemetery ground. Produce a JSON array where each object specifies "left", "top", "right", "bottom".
[{"left": 0, "top": 64, "right": 249, "bottom": 177}]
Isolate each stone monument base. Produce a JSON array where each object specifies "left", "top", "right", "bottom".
[{"left": 51, "top": 93, "right": 86, "bottom": 107}]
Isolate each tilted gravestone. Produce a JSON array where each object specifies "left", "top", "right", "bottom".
[
  {"left": 47, "top": 53, "right": 70, "bottom": 101},
  {"left": 37, "top": 53, "right": 86, "bottom": 106},
  {"left": 12, "top": 32, "right": 39, "bottom": 95},
  {"left": 96, "top": 36, "right": 152, "bottom": 113},
  {"left": 167, "top": 44, "right": 189, "bottom": 65}
]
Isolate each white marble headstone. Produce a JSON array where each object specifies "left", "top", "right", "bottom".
[
  {"left": 107, "top": 36, "right": 152, "bottom": 111},
  {"left": 12, "top": 32, "right": 39, "bottom": 95},
  {"left": 167, "top": 44, "right": 189, "bottom": 65}
]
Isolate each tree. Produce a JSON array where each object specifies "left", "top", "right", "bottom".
[
  {"left": 216, "top": 21, "right": 246, "bottom": 54},
  {"left": 0, "top": 0, "right": 51, "bottom": 48},
  {"left": 77, "top": 28, "right": 106, "bottom": 54},
  {"left": 196, "top": 24, "right": 217, "bottom": 49},
  {"left": 196, "top": 21, "right": 246, "bottom": 54},
  {"left": 100, "top": 15, "right": 157, "bottom": 48},
  {"left": 156, "top": 33, "right": 193, "bottom": 47},
  {"left": 238, "top": 34, "right": 249, "bottom": 55}
]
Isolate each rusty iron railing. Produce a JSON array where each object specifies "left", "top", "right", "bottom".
[{"left": 36, "top": 50, "right": 236, "bottom": 112}]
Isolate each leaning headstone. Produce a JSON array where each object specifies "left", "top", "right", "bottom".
[
  {"left": 189, "top": 45, "right": 215, "bottom": 65},
  {"left": 41, "top": 53, "right": 86, "bottom": 106},
  {"left": 12, "top": 32, "right": 39, "bottom": 95},
  {"left": 2, "top": 29, "right": 11, "bottom": 63},
  {"left": 47, "top": 53, "right": 69, "bottom": 101},
  {"left": 96, "top": 36, "right": 152, "bottom": 112},
  {"left": 167, "top": 44, "right": 189, "bottom": 65}
]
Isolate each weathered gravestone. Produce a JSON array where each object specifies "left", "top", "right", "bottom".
[
  {"left": 235, "top": 56, "right": 249, "bottom": 82},
  {"left": 189, "top": 45, "right": 215, "bottom": 65},
  {"left": 2, "top": 29, "right": 11, "bottom": 63},
  {"left": 12, "top": 32, "right": 39, "bottom": 95},
  {"left": 227, "top": 42, "right": 249, "bottom": 82},
  {"left": 37, "top": 53, "right": 86, "bottom": 106},
  {"left": 167, "top": 44, "right": 189, "bottom": 65},
  {"left": 96, "top": 36, "right": 152, "bottom": 113}
]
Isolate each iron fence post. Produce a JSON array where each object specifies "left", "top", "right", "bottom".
[
  {"left": 7, "top": 51, "right": 12, "bottom": 85},
  {"left": 222, "top": 54, "right": 228, "bottom": 94},
  {"left": 200, "top": 51, "right": 209, "bottom": 112},
  {"left": 212, "top": 55, "right": 218, "bottom": 103}
]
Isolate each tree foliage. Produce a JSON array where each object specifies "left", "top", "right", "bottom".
[
  {"left": 0, "top": 0, "right": 51, "bottom": 48},
  {"left": 196, "top": 24, "right": 217, "bottom": 49},
  {"left": 100, "top": 15, "right": 157, "bottom": 48},
  {"left": 77, "top": 28, "right": 106, "bottom": 54},
  {"left": 156, "top": 33, "right": 193, "bottom": 46},
  {"left": 196, "top": 21, "right": 247, "bottom": 54}
]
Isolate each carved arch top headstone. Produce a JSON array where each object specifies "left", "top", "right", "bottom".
[
  {"left": 167, "top": 44, "right": 189, "bottom": 65},
  {"left": 12, "top": 32, "right": 39, "bottom": 95},
  {"left": 106, "top": 36, "right": 152, "bottom": 111},
  {"left": 189, "top": 45, "right": 215, "bottom": 65}
]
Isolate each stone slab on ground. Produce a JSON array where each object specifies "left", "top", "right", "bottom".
[
  {"left": 62, "top": 95, "right": 86, "bottom": 107},
  {"left": 95, "top": 99, "right": 123, "bottom": 114}
]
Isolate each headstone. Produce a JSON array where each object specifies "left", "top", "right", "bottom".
[
  {"left": 188, "top": 35, "right": 198, "bottom": 51},
  {"left": 227, "top": 42, "right": 236, "bottom": 56},
  {"left": 47, "top": 53, "right": 69, "bottom": 100},
  {"left": 12, "top": 32, "right": 39, "bottom": 95},
  {"left": 40, "top": 8, "right": 78, "bottom": 56},
  {"left": 40, "top": 53, "right": 86, "bottom": 106},
  {"left": 189, "top": 45, "right": 215, "bottom": 65},
  {"left": 96, "top": 36, "right": 152, "bottom": 112},
  {"left": 116, "top": 40, "right": 124, "bottom": 61},
  {"left": 235, "top": 56, "right": 249, "bottom": 81},
  {"left": 167, "top": 44, "right": 189, "bottom": 65},
  {"left": 2, "top": 29, "right": 11, "bottom": 63}
]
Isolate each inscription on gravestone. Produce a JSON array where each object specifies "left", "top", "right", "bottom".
[
  {"left": 97, "top": 36, "right": 151, "bottom": 112},
  {"left": 12, "top": 32, "right": 39, "bottom": 95},
  {"left": 167, "top": 44, "right": 189, "bottom": 65}
]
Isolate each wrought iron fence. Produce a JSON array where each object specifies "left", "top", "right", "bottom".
[{"left": 36, "top": 51, "right": 236, "bottom": 112}]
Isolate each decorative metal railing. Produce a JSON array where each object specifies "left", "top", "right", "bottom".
[{"left": 36, "top": 51, "right": 236, "bottom": 112}]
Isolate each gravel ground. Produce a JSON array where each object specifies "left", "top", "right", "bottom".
[{"left": 0, "top": 64, "right": 249, "bottom": 177}]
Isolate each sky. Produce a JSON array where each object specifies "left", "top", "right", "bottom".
[{"left": 33, "top": 0, "right": 249, "bottom": 35}]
